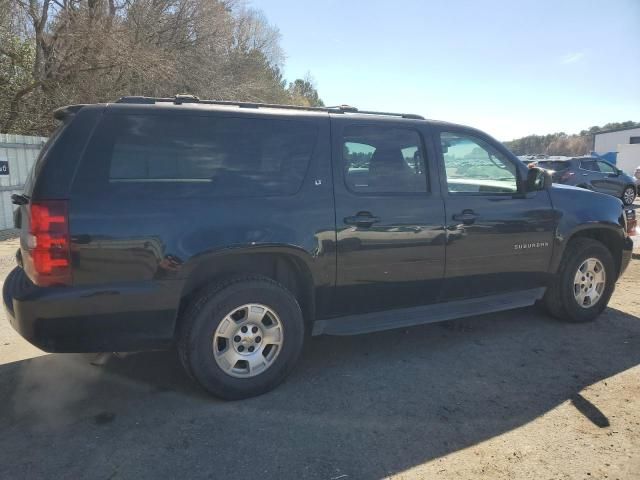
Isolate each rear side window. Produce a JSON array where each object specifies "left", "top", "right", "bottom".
[
  {"left": 580, "top": 160, "right": 599, "bottom": 172},
  {"left": 342, "top": 125, "right": 428, "bottom": 194},
  {"left": 79, "top": 114, "right": 318, "bottom": 196},
  {"left": 23, "top": 122, "right": 68, "bottom": 196}
]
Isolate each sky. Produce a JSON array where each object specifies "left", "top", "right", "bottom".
[{"left": 248, "top": 0, "right": 640, "bottom": 141}]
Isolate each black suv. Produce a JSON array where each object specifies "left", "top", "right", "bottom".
[{"left": 4, "top": 96, "right": 633, "bottom": 399}]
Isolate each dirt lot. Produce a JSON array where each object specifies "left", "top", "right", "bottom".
[{"left": 0, "top": 236, "right": 638, "bottom": 480}]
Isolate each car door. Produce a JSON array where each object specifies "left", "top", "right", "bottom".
[
  {"left": 595, "top": 160, "right": 623, "bottom": 196},
  {"left": 435, "top": 127, "right": 556, "bottom": 299},
  {"left": 331, "top": 117, "right": 446, "bottom": 316},
  {"left": 579, "top": 159, "right": 606, "bottom": 192}
]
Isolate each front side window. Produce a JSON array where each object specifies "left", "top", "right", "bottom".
[
  {"left": 440, "top": 132, "right": 518, "bottom": 194},
  {"left": 597, "top": 161, "right": 616, "bottom": 174},
  {"left": 342, "top": 125, "right": 427, "bottom": 194}
]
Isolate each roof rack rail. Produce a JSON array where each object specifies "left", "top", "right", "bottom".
[
  {"left": 357, "top": 110, "right": 424, "bottom": 120},
  {"left": 114, "top": 95, "right": 424, "bottom": 119}
]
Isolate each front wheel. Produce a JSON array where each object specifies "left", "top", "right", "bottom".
[
  {"left": 622, "top": 186, "right": 636, "bottom": 206},
  {"left": 543, "top": 238, "right": 615, "bottom": 323},
  {"left": 178, "top": 276, "right": 305, "bottom": 399}
]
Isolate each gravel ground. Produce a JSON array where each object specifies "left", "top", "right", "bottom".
[{"left": 0, "top": 237, "right": 638, "bottom": 479}]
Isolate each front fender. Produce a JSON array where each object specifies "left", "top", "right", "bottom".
[{"left": 548, "top": 185, "right": 627, "bottom": 274}]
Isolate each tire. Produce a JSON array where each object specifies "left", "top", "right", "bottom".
[
  {"left": 177, "top": 276, "right": 305, "bottom": 400},
  {"left": 542, "top": 238, "right": 615, "bottom": 323},
  {"left": 622, "top": 185, "right": 636, "bottom": 206}
]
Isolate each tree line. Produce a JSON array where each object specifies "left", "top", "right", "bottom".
[
  {"left": 504, "top": 121, "right": 640, "bottom": 156},
  {"left": 0, "top": 0, "right": 324, "bottom": 136}
]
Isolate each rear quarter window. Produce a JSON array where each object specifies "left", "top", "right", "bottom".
[
  {"left": 23, "top": 122, "right": 68, "bottom": 196},
  {"left": 74, "top": 113, "right": 318, "bottom": 197}
]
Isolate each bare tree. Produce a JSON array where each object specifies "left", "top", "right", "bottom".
[{"left": 0, "top": 0, "right": 320, "bottom": 134}]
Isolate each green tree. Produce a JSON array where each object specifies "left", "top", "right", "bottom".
[
  {"left": 503, "top": 122, "right": 639, "bottom": 157},
  {"left": 287, "top": 75, "right": 324, "bottom": 107}
]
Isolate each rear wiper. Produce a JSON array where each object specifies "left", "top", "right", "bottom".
[{"left": 11, "top": 194, "right": 30, "bottom": 205}]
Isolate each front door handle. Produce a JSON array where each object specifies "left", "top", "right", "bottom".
[
  {"left": 452, "top": 209, "right": 478, "bottom": 225},
  {"left": 344, "top": 211, "right": 380, "bottom": 228}
]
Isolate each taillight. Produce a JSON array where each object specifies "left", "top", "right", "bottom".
[
  {"left": 559, "top": 171, "right": 575, "bottom": 182},
  {"left": 23, "top": 200, "right": 71, "bottom": 286},
  {"left": 625, "top": 209, "right": 637, "bottom": 236}
]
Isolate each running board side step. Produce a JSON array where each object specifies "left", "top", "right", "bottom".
[{"left": 312, "top": 288, "right": 545, "bottom": 336}]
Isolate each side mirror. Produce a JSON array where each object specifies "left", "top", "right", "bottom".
[{"left": 526, "top": 167, "right": 551, "bottom": 192}]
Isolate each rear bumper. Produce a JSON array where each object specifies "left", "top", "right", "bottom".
[{"left": 3, "top": 267, "right": 180, "bottom": 353}]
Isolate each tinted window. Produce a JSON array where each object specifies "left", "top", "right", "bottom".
[
  {"left": 580, "top": 160, "right": 599, "bottom": 172},
  {"left": 343, "top": 125, "right": 427, "bottom": 194},
  {"left": 24, "top": 123, "right": 67, "bottom": 196},
  {"left": 81, "top": 114, "right": 317, "bottom": 196},
  {"left": 441, "top": 132, "right": 518, "bottom": 194}
]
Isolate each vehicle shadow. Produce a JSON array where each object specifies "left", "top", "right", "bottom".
[{"left": 0, "top": 306, "right": 638, "bottom": 479}]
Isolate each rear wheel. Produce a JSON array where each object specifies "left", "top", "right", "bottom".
[
  {"left": 178, "top": 276, "right": 305, "bottom": 399},
  {"left": 622, "top": 186, "right": 636, "bottom": 206},
  {"left": 543, "top": 238, "right": 615, "bottom": 323}
]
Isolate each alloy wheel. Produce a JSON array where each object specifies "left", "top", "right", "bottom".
[
  {"left": 623, "top": 187, "right": 635, "bottom": 205},
  {"left": 573, "top": 258, "right": 606, "bottom": 308},
  {"left": 213, "top": 303, "right": 284, "bottom": 378}
]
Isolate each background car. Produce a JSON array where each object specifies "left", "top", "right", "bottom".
[{"left": 536, "top": 157, "right": 637, "bottom": 205}]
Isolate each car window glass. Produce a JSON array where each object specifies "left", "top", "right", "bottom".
[
  {"left": 597, "top": 161, "right": 616, "bottom": 174},
  {"left": 440, "top": 132, "right": 517, "bottom": 194},
  {"left": 580, "top": 160, "right": 600, "bottom": 172},
  {"left": 343, "top": 125, "right": 427, "bottom": 194},
  {"left": 537, "top": 161, "right": 568, "bottom": 171},
  {"left": 81, "top": 114, "right": 318, "bottom": 197}
]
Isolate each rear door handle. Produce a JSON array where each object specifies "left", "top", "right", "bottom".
[
  {"left": 344, "top": 211, "right": 380, "bottom": 228},
  {"left": 452, "top": 209, "right": 478, "bottom": 225}
]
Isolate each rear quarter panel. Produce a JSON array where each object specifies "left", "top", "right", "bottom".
[{"left": 67, "top": 108, "right": 336, "bottom": 317}]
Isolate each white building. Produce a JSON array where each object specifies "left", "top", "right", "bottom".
[{"left": 593, "top": 126, "right": 640, "bottom": 175}]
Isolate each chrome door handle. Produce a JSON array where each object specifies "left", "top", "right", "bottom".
[
  {"left": 452, "top": 210, "right": 478, "bottom": 225},
  {"left": 344, "top": 212, "right": 380, "bottom": 228}
]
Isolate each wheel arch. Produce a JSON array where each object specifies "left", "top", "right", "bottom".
[
  {"left": 176, "top": 246, "right": 317, "bottom": 334},
  {"left": 552, "top": 226, "right": 625, "bottom": 278}
]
